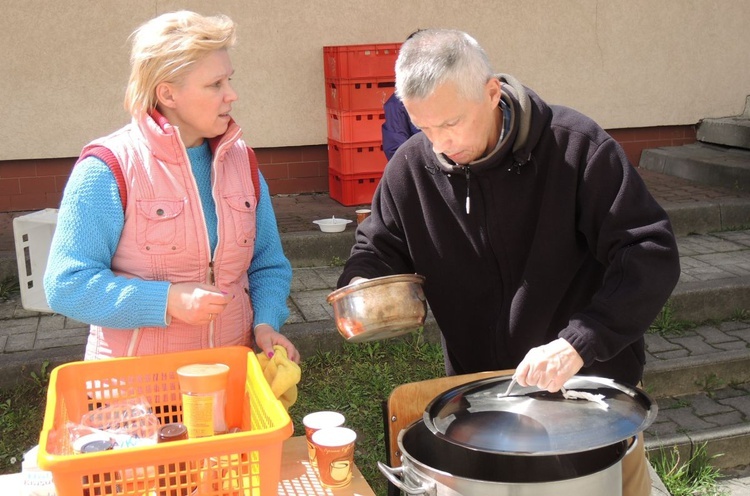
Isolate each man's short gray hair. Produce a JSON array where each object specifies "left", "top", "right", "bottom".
[{"left": 395, "top": 29, "right": 494, "bottom": 102}]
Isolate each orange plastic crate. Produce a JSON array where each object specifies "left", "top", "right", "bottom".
[
  {"left": 38, "top": 346, "right": 293, "bottom": 496},
  {"left": 325, "top": 77, "right": 395, "bottom": 112},
  {"left": 327, "top": 109, "right": 385, "bottom": 143},
  {"left": 328, "top": 171, "right": 382, "bottom": 206},
  {"left": 323, "top": 43, "right": 401, "bottom": 79},
  {"left": 327, "top": 139, "right": 387, "bottom": 175}
]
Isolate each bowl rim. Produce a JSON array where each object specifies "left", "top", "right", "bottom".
[
  {"left": 326, "top": 273, "right": 426, "bottom": 303},
  {"left": 313, "top": 218, "right": 353, "bottom": 225}
]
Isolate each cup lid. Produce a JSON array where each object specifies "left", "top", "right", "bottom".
[
  {"left": 176, "top": 363, "right": 229, "bottom": 393},
  {"left": 311, "top": 427, "right": 357, "bottom": 447},
  {"left": 303, "top": 411, "right": 345, "bottom": 429}
]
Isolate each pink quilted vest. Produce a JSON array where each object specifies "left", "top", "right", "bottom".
[{"left": 80, "top": 112, "right": 257, "bottom": 359}]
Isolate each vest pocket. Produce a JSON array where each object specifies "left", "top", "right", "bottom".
[
  {"left": 224, "top": 194, "right": 257, "bottom": 246},
  {"left": 136, "top": 198, "right": 186, "bottom": 254}
]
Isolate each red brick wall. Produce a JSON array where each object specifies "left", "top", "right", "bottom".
[
  {"left": 608, "top": 125, "right": 697, "bottom": 168},
  {"left": 0, "top": 125, "right": 696, "bottom": 215}
]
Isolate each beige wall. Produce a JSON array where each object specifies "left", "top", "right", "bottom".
[{"left": 3, "top": 0, "right": 749, "bottom": 160}]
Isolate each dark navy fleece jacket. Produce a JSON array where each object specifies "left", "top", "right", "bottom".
[{"left": 338, "top": 83, "right": 680, "bottom": 387}]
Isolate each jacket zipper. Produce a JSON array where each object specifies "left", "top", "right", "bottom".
[{"left": 464, "top": 166, "right": 471, "bottom": 214}]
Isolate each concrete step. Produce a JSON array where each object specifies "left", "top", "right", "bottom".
[
  {"left": 641, "top": 302, "right": 750, "bottom": 473},
  {"left": 668, "top": 230, "right": 750, "bottom": 323},
  {"left": 640, "top": 142, "right": 750, "bottom": 193},
  {"left": 644, "top": 381, "right": 750, "bottom": 473},
  {"left": 697, "top": 95, "right": 750, "bottom": 150}
]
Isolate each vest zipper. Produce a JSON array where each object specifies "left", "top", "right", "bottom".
[{"left": 208, "top": 261, "right": 215, "bottom": 348}]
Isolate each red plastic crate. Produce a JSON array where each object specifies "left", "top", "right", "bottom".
[
  {"left": 327, "top": 139, "right": 386, "bottom": 175},
  {"left": 327, "top": 109, "right": 385, "bottom": 143},
  {"left": 325, "top": 77, "right": 396, "bottom": 111},
  {"left": 328, "top": 171, "right": 382, "bottom": 206},
  {"left": 323, "top": 43, "right": 401, "bottom": 79}
]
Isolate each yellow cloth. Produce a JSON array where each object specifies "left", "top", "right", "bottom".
[{"left": 256, "top": 346, "right": 301, "bottom": 410}]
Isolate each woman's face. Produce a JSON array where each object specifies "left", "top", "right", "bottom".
[{"left": 157, "top": 49, "right": 238, "bottom": 148}]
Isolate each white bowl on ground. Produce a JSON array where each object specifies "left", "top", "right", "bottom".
[{"left": 313, "top": 217, "right": 353, "bottom": 233}]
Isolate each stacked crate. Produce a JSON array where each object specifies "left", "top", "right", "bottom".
[{"left": 323, "top": 43, "right": 400, "bottom": 206}]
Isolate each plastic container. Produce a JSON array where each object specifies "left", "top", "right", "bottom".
[
  {"left": 12, "top": 208, "right": 58, "bottom": 313},
  {"left": 328, "top": 171, "right": 383, "bottom": 206},
  {"left": 313, "top": 217, "right": 353, "bottom": 233},
  {"left": 325, "top": 77, "right": 395, "bottom": 111},
  {"left": 38, "top": 346, "right": 292, "bottom": 496},
  {"left": 327, "top": 109, "right": 385, "bottom": 143},
  {"left": 323, "top": 43, "right": 401, "bottom": 79},
  {"left": 327, "top": 139, "right": 387, "bottom": 176},
  {"left": 176, "top": 363, "right": 229, "bottom": 437}
]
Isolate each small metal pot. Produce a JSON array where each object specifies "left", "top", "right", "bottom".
[
  {"left": 326, "top": 274, "right": 427, "bottom": 342},
  {"left": 378, "top": 420, "right": 627, "bottom": 495}
]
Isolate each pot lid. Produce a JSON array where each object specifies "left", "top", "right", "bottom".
[{"left": 423, "top": 375, "right": 657, "bottom": 456}]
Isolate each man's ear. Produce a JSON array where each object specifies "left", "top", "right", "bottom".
[
  {"left": 155, "top": 82, "right": 177, "bottom": 109},
  {"left": 486, "top": 77, "right": 502, "bottom": 107}
]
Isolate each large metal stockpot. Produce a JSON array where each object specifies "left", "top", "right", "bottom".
[
  {"left": 379, "top": 420, "right": 628, "bottom": 495},
  {"left": 378, "top": 375, "right": 656, "bottom": 495}
]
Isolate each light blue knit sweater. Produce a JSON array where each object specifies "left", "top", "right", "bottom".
[{"left": 44, "top": 141, "right": 292, "bottom": 331}]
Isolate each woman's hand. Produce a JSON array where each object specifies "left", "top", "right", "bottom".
[
  {"left": 167, "top": 282, "right": 233, "bottom": 325},
  {"left": 513, "top": 338, "right": 584, "bottom": 393},
  {"left": 254, "top": 324, "right": 300, "bottom": 364}
]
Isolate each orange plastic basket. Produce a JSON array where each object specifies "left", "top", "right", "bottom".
[{"left": 37, "top": 346, "right": 293, "bottom": 496}]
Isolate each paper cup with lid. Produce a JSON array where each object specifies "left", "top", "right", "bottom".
[{"left": 302, "top": 411, "right": 345, "bottom": 467}]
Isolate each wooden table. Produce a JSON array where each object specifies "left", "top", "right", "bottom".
[
  {"left": 278, "top": 436, "right": 376, "bottom": 495},
  {"left": 0, "top": 436, "right": 376, "bottom": 495}
]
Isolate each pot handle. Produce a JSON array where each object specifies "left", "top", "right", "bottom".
[
  {"left": 377, "top": 462, "right": 436, "bottom": 495},
  {"left": 626, "top": 434, "right": 640, "bottom": 456}
]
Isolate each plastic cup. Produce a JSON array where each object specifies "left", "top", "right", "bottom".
[
  {"left": 355, "top": 209, "right": 371, "bottom": 224},
  {"left": 311, "top": 427, "right": 357, "bottom": 488},
  {"left": 302, "top": 411, "right": 345, "bottom": 467}
]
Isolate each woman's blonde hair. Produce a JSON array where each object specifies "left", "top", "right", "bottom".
[{"left": 124, "top": 11, "right": 236, "bottom": 116}]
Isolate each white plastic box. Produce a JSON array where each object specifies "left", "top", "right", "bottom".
[{"left": 13, "top": 208, "right": 58, "bottom": 313}]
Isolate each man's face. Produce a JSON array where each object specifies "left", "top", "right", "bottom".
[{"left": 404, "top": 78, "right": 502, "bottom": 165}]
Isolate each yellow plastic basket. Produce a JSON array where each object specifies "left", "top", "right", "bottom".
[{"left": 38, "top": 346, "right": 293, "bottom": 495}]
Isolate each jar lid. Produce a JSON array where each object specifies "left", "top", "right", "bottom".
[
  {"left": 80, "top": 439, "right": 114, "bottom": 453},
  {"left": 159, "top": 422, "right": 188, "bottom": 442},
  {"left": 73, "top": 433, "right": 114, "bottom": 454},
  {"left": 176, "top": 363, "right": 229, "bottom": 394},
  {"left": 423, "top": 375, "right": 657, "bottom": 456}
]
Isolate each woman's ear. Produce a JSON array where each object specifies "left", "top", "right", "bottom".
[{"left": 155, "top": 82, "right": 177, "bottom": 109}]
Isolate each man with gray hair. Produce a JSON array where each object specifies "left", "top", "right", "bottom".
[{"left": 338, "top": 29, "right": 679, "bottom": 495}]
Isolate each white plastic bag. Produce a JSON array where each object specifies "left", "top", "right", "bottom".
[{"left": 20, "top": 445, "right": 56, "bottom": 496}]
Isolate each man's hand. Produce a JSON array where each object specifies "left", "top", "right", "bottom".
[
  {"left": 513, "top": 338, "right": 584, "bottom": 392},
  {"left": 166, "top": 283, "right": 233, "bottom": 325},
  {"left": 254, "top": 324, "right": 301, "bottom": 364}
]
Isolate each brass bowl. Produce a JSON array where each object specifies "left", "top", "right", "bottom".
[{"left": 326, "top": 274, "right": 427, "bottom": 343}]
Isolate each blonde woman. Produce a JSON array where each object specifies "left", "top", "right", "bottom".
[{"left": 45, "top": 11, "right": 299, "bottom": 363}]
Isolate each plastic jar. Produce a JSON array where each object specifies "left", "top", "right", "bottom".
[{"left": 176, "top": 363, "right": 229, "bottom": 438}]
